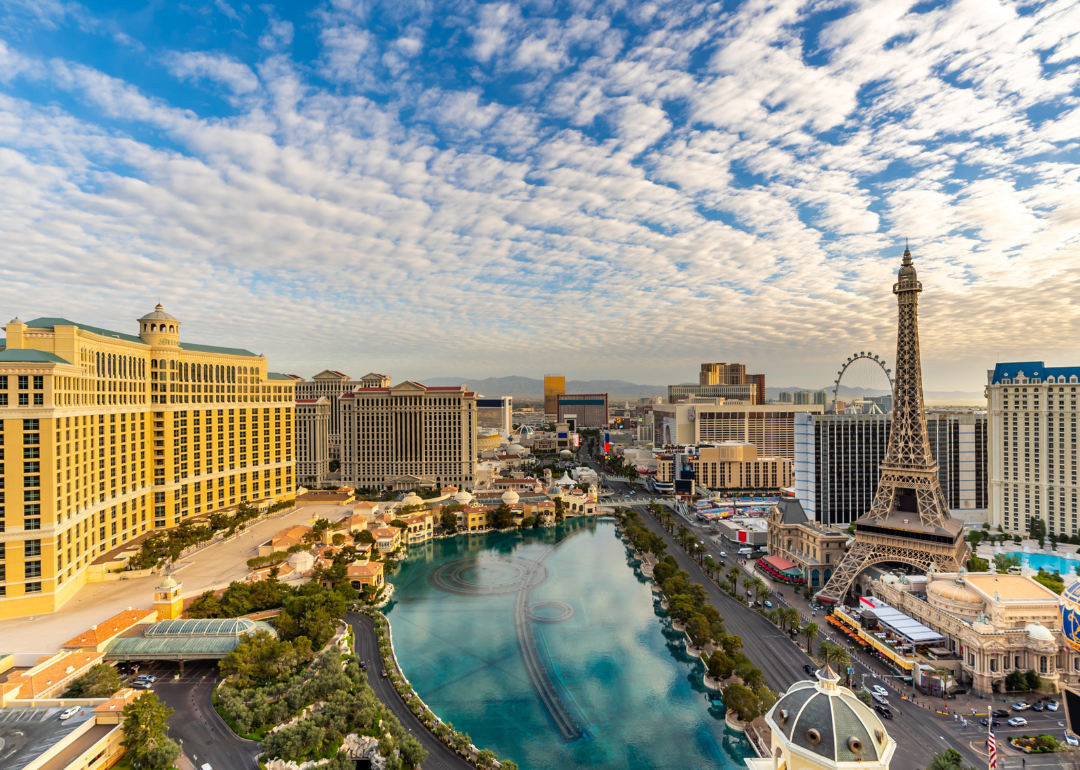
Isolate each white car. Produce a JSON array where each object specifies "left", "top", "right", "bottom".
[
  {"left": 135, "top": 674, "right": 157, "bottom": 683},
  {"left": 1047, "top": 700, "right": 1059, "bottom": 712},
  {"left": 871, "top": 685, "right": 888, "bottom": 696},
  {"left": 719, "top": 552, "right": 727, "bottom": 558},
  {"left": 59, "top": 706, "right": 80, "bottom": 720},
  {"left": 1065, "top": 732, "right": 1079, "bottom": 747},
  {"left": 1008, "top": 717, "right": 1028, "bottom": 727}
]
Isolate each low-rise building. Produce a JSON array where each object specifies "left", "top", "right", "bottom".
[
  {"left": 656, "top": 442, "right": 793, "bottom": 494},
  {"left": 871, "top": 571, "right": 1079, "bottom": 695},
  {"left": 258, "top": 525, "right": 314, "bottom": 556},
  {"left": 371, "top": 527, "right": 402, "bottom": 554},
  {"left": 61, "top": 609, "right": 158, "bottom": 653},
  {"left": 766, "top": 495, "right": 850, "bottom": 590},
  {"left": 398, "top": 512, "right": 435, "bottom": 544},
  {"left": 346, "top": 561, "right": 385, "bottom": 592}
]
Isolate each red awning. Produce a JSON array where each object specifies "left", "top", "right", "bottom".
[{"left": 761, "top": 555, "right": 798, "bottom": 572}]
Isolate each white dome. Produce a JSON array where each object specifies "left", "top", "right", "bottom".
[
  {"left": 559, "top": 449, "right": 572, "bottom": 457},
  {"left": 1026, "top": 622, "right": 1054, "bottom": 642},
  {"left": 139, "top": 303, "right": 178, "bottom": 322},
  {"left": 401, "top": 492, "right": 423, "bottom": 507},
  {"left": 158, "top": 576, "right": 178, "bottom": 589},
  {"left": 287, "top": 551, "right": 315, "bottom": 571},
  {"left": 501, "top": 489, "right": 520, "bottom": 504},
  {"left": 454, "top": 490, "right": 473, "bottom": 504},
  {"left": 508, "top": 444, "right": 526, "bottom": 454}
]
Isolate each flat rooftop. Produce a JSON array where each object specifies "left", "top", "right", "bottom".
[
  {"left": 965, "top": 574, "right": 1059, "bottom": 602},
  {"left": 0, "top": 707, "right": 94, "bottom": 770}
]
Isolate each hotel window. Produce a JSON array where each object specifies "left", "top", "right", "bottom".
[{"left": 25, "top": 581, "right": 41, "bottom": 593}]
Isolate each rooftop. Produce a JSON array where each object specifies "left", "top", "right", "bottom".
[
  {"left": 25, "top": 317, "right": 260, "bottom": 357},
  {"left": 62, "top": 609, "right": 156, "bottom": 648},
  {"left": 965, "top": 573, "right": 1059, "bottom": 602}
]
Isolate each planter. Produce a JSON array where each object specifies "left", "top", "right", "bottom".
[{"left": 725, "top": 710, "right": 747, "bottom": 732}]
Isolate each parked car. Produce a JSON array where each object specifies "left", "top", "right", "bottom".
[
  {"left": 991, "top": 709, "right": 1010, "bottom": 718},
  {"left": 1008, "top": 717, "right": 1028, "bottom": 727},
  {"left": 134, "top": 675, "right": 157, "bottom": 683},
  {"left": 874, "top": 705, "right": 894, "bottom": 719},
  {"left": 871, "top": 685, "right": 889, "bottom": 696},
  {"left": 59, "top": 706, "right": 80, "bottom": 720},
  {"left": 1047, "top": 700, "right": 1059, "bottom": 712},
  {"left": 1065, "top": 732, "right": 1079, "bottom": 747},
  {"left": 1033, "top": 702, "right": 1045, "bottom": 712},
  {"left": 133, "top": 681, "right": 153, "bottom": 689},
  {"left": 1012, "top": 702, "right": 1030, "bottom": 711}
]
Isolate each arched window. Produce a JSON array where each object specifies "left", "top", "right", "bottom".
[
  {"left": 143, "top": 323, "right": 147, "bottom": 332},
  {"left": 169, "top": 325, "right": 174, "bottom": 333}
]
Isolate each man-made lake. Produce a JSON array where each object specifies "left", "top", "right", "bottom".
[{"left": 384, "top": 518, "right": 753, "bottom": 770}]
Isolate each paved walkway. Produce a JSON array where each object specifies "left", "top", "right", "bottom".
[{"left": 0, "top": 504, "right": 348, "bottom": 652}]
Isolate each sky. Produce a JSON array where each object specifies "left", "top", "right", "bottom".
[{"left": 1, "top": 0, "right": 1078, "bottom": 392}]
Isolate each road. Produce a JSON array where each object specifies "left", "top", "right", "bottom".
[
  {"left": 348, "top": 612, "right": 474, "bottom": 770},
  {"left": 153, "top": 661, "right": 260, "bottom": 770}
]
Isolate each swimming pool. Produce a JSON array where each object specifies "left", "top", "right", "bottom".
[{"left": 1014, "top": 550, "right": 1080, "bottom": 576}]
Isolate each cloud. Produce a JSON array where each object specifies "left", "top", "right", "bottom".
[
  {"left": 165, "top": 51, "right": 260, "bottom": 95},
  {"left": 0, "top": 0, "right": 1076, "bottom": 392}
]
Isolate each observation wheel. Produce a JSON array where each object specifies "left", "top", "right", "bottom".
[{"left": 833, "top": 352, "right": 894, "bottom": 411}]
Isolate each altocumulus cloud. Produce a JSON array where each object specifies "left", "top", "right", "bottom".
[{"left": 0, "top": 0, "right": 1077, "bottom": 389}]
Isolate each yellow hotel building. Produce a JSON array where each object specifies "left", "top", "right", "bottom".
[{"left": 0, "top": 305, "right": 296, "bottom": 619}]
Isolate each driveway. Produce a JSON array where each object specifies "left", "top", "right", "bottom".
[{"left": 348, "top": 612, "right": 475, "bottom": 770}]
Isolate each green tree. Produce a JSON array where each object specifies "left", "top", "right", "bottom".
[
  {"left": 440, "top": 509, "right": 459, "bottom": 532},
  {"left": 122, "top": 692, "right": 180, "bottom": 770},
  {"left": 722, "top": 682, "right": 761, "bottom": 722},
  {"left": 857, "top": 689, "right": 873, "bottom": 707},
  {"left": 1029, "top": 517, "right": 1047, "bottom": 546},
  {"left": 490, "top": 504, "right": 515, "bottom": 529},
  {"left": 218, "top": 629, "right": 313, "bottom": 688},
  {"left": 967, "top": 555, "right": 989, "bottom": 572},
  {"left": 399, "top": 734, "right": 428, "bottom": 769},
  {"left": 801, "top": 622, "right": 818, "bottom": 656},
  {"left": 1025, "top": 668, "right": 1042, "bottom": 691},
  {"left": 64, "top": 664, "right": 123, "bottom": 698},
  {"left": 707, "top": 650, "right": 735, "bottom": 681},
  {"left": 354, "top": 529, "right": 376, "bottom": 545}
]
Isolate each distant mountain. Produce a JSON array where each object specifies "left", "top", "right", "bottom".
[{"left": 421, "top": 375, "right": 666, "bottom": 398}]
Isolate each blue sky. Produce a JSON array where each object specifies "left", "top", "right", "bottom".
[{"left": 1, "top": 0, "right": 1078, "bottom": 392}]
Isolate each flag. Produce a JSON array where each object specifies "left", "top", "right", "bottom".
[{"left": 988, "top": 722, "right": 997, "bottom": 769}]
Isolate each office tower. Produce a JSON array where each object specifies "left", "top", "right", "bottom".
[
  {"left": 295, "top": 371, "right": 390, "bottom": 461},
  {"left": 296, "top": 396, "right": 331, "bottom": 487},
  {"left": 543, "top": 375, "right": 565, "bottom": 416},
  {"left": 819, "top": 248, "right": 968, "bottom": 603},
  {"left": 340, "top": 381, "right": 477, "bottom": 491},
  {"left": 988, "top": 362, "right": 1079, "bottom": 535},
  {"left": 0, "top": 308, "right": 296, "bottom": 618},
  {"left": 556, "top": 393, "right": 609, "bottom": 427}
]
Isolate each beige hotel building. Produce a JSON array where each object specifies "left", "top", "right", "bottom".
[
  {"left": 0, "top": 306, "right": 296, "bottom": 619},
  {"left": 340, "top": 381, "right": 477, "bottom": 491}
]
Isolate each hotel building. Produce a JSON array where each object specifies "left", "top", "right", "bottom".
[
  {"left": 295, "top": 371, "right": 390, "bottom": 460},
  {"left": 555, "top": 393, "right": 609, "bottom": 428},
  {"left": 296, "top": 396, "right": 331, "bottom": 488},
  {"left": 655, "top": 442, "right": 793, "bottom": 494},
  {"left": 544, "top": 375, "right": 565, "bottom": 416},
  {"left": 0, "top": 307, "right": 296, "bottom": 619},
  {"left": 644, "top": 400, "right": 822, "bottom": 459},
  {"left": 794, "top": 409, "right": 987, "bottom": 526},
  {"left": 988, "top": 362, "right": 1079, "bottom": 535},
  {"left": 340, "top": 381, "right": 477, "bottom": 491}
]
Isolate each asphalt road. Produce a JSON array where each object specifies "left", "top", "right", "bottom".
[
  {"left": 348, "top": 612, "right": 474, "bottom": 770},
  {"left": 153, "top": 661, "right": 260, "bottom": 770}
]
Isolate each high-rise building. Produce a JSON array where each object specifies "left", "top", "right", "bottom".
[
  {"left": 988, "top": 362, "right": 1080, "bottom": 535},
  {"left": 543, "top": 375, "right": 565, "bottom": 416},
  {"left": 296, "top": 396, "right": 331, "bottom": 488},
  {"left": 340, "top": 381, "right": 477, "bottom": 491},
  {"left": 813, "top": 390, "right": 828, "bottom": 406},
  {"left": 794, "top": 391, "right": 812, "bottom": 405},
  {"left": 779, "top": 391, "right": 793, "bottom": 403},
  {"left": 295, "top": 371, "right": 390, "bottom": 461},
  {"left": 0, "top": 308, "right": 296, "bottom": 619},
  {"left": 794, "top": 410, "right": 987, "bottom": 527},
  {"left": 556, "top": 393, "right": 609, "bottom": 428},
  {"left": 655, "top": 442, "right": 793, "bottom": 494},
  {"left": 681, "top": 362, "right": 764, "bottom": 403},
  {"left": 476, "top": 396, "right": 513, "bottom": 434},
  {"left": 646, "top": 401, "right": 822, "bottom": 458}
]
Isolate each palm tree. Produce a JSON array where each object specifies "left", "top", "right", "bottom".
[
  {"left": 703, "top": 556, "right": 718, "bottom": 579},
  {"left": 749, "top": 577, "right": 767, "bottom": 605},
  {"left": 802, "top": 622, "right": 819, "bottom": 656},
  {"left": 727, "top": 565, "right": 740, "bottom": 593},
  {"left": 818, "top": 640, "right": 837, "bottom": 667},
  {"left": 783, "top": 607, "right": 801, "bottom": 633},
  {"left": 830, "top": 645, "right": 851, "bottom": 685}
]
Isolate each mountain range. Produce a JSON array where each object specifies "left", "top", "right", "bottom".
[{"left": 421, "top": 376, "right": 984, "bottom": 404}]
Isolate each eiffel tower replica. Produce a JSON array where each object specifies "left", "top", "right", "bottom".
[{"left": 816, "top": 247, "right": 969, "bottom": 605}]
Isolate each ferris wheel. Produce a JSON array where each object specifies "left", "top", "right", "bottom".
[{"left": 833, "top": 352, "right": 894, "bottom": 408}]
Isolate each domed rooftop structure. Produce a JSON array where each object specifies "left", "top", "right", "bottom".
[
  {"left": 1026, "top": 621, "right": 1055, "bottom": 643},
  {"left": 401, "top": 491, "right": 423, "bottom": 508},
  {"left": 501, "top": 489, "right": 520, "bottom": 504},
  {"left": 559, "top": 449, "right": 573, "bottom": 457},
  {"left": 454, "top": 489, "right": 474, "bottom": 505},
  {"left": 507, "top": 443, "right": 526, "bottom": 455},
  {"left": 157, "top": 576, "right": 178, "bottom": 589},
  {"left": 139, "top": 303, "right": 178, "bottom": 322},
  {"left": 760, "top": 666, "right": 895, "bottom": 770},
  {"left": 928, "top": 579, "right": 982, "bottom": 605}
]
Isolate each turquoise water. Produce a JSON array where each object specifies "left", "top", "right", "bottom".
[
  {"left": 1017, "top": 551, "right": 1080, "bottom": 575},
  {"left": 384, "top": 519, "right": 753, "bottom": 770}
]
